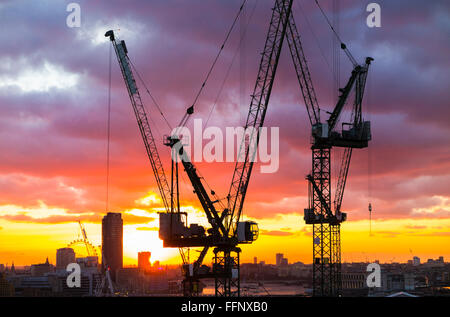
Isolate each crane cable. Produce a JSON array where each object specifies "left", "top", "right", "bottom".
[
  {"left": 367, "top": 64, "right": 373, "bottom": 236},
  {"left": 177, "top": 0, "right": 248, "bottom": 131},
  {"left": 205, "top": 0, "right": 258, "bottom": 128},
  {"left": 314, "top": 0, "right": 357, "bottom": 67},
  {"left": 129, "top": 58, "right": 172, "bottom": 130},
  {"left": 106, "top": 43, "right": 112, "bottom": 213},
  {"left": 294, "top": 0, "right": 334, "bottom": 81}
]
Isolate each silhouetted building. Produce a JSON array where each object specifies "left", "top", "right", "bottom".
[
  {"left": 0, "top": 273, "right": 14, "bottom": 296},
  {"left": 102, "top": 212, "right": 123, "bottom": 279},
  {"left": 342, "top": 272, "right": 366, "bottom": 289},
  {"left": 138, "top": 252, "right": 151, "bottom": 272},
  {"left": 30, "top": 257, "right": 53, "bottom": 277},
  {"left": 276, "top": 253, "right": 283, "bottom": 266},
  {"left": 56, "top": 248, "right": 76, "bottom": 269},
  {"left": 76, "top": 256, "right": 98, "bottom": 268},
  {"left": 382, "top": 273, "right": 415, "bottom": 292}
]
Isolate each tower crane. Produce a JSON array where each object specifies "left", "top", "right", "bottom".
[
  {"left": 281, "top": 8, "right": 373, "bottom": 296},
  {"left": 77, "top": 220, "right": 93, "bottom": 256},
  {"left": 106, "top": 0, "right": 371, "bottom": 297},
  {"left": 106, "top": 0, "right": 294, "bottom": 297},
  {"left": 95, "top": 249, "right": 115, "bottom": 296}
]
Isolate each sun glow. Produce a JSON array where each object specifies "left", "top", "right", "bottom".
[{"left": 123, "top": 224, "right": 179, "bottom": 265}]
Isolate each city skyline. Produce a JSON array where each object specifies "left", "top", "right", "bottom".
[{"left": 1, "top": 250, "right": 446, "bottom": 270}]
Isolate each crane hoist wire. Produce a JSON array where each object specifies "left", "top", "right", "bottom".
[
  {"left": 106, "top": 42, "right": 112, "bottom": 214},
  {"left": 314, "top": 0, "right": 357, "bottom": 67},
  {"left": 294, "top": 0, "right": 334, "bottom": 81},
  {"left": 205, "top": 0, "right": 259, "bottom": 128},
  {"left": 178, "top": 0, "right": 248, "bottom": 130},
  {"left": 128, "top": 58, "right": 172, "bottom": 130}
]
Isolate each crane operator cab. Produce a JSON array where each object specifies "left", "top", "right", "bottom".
[{"left": 237, "top": 221, "right": 259, "bottom": 243}]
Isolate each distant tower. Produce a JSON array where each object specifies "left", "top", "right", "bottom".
[
  {"left": 56, "top": 248, "right": 76, "bottom": 269},
  {"left": 138, "top": 252, "right": 151, "bottom": 271},
  {"left": 102, "top": 213, "right": 123, "bottom": 279},
  {"left": 276, "top": 253, "right": 284, "bottom": 266}
]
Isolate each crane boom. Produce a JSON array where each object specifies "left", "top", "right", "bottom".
[
  {"left": 285, "top": 10, "right": 320, "bottom": 126},
  {"left": 333, "top": 57, "right": 373, "bottom": 215},
  {"left": 105, "top": 31, "right": 172, "bottom": 213},
  {"left": 226, "top": 0, "right": 294, "bottom": 237},
  {"left": 171, "top": 140, "right": 227, "bottom": 238}
]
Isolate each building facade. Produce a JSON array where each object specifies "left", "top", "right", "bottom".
[
  {"left": 102, "top": 212, "right": 123, "bottom": 279},
  {"left": 138, "top": 252, "right": 151, "bottom": 272},
  {"left": 56, "top": 248, "right": 76, "bottom": 269}
]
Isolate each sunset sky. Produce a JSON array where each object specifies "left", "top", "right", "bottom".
[{"left": 0, "top": 0, "right": 449, "bottom": 267}]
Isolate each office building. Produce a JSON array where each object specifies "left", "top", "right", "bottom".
[
  {"left": 102, "top": 212, "right": 123, "bottom": 279},
  {"left": 56, "top": 248, "right": 76, "bottom": 269},
  {"left": 276, "top": 253, "right": 284, "bottom": 266},
  {"left": 138, "top": 252, "right": 151, "bottom": 272}
]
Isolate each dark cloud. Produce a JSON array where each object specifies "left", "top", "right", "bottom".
[{"left": 0, "top": 0, "right": 448, "bottom": 224}]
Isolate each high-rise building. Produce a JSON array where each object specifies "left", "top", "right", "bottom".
[
  {"left": 253, "top": 257, "right": 257, "bottom": 265},
  {"left": 413, "top": 256, "right": 420, "bottom": 266},
  {"left": 138, "top": 252, "right": 151, "bottom": 271},
  {"left": 56, "top": 248, "right": 76, "bottom": 269},
  {"left": 276, "top": 253, "right": 284, "bottom": 266},
  {"left": 102, "top": 213, "right": 123, "bottom": 279}
]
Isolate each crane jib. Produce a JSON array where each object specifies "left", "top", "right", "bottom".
[
  {"left": 115, "top": 41, "right": 138, "bottom": 95},
  {"left": 106, "top": 30, "right": 172, "bottom": 214},
  {"left": 227, "top": 0, "right": 294, "bottom": 236}
]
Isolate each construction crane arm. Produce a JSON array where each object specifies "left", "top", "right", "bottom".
[
  {"left": 333, "top": 57, "right": 373, "bottom": 215},
  {"left": 170, "top": 139, "right": 227, "bottom": 237},
  {"left": 285, "top": 10, "right": 320, "bottom": 126},
  {"left": 333, "top": 147, "right": 352, "bottom": 216},
  {"left": 327, "top": 57, "right": 373, "bottom": 135},
  {"left": 326, "top": 66, "right": 360, "bottom": 133},
  {"left": 105, "top": 30, "right": 172, "bottom": 213},
  {"left": 226, "top": 0, "right": 294, "bottom": 237}
]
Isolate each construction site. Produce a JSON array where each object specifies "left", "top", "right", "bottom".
[
  {"left": 102, "top": 0, "right": 372, "bottom": 297},
  {"left": 0, "top": 0, "right": 449, "bottom": 307}
]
